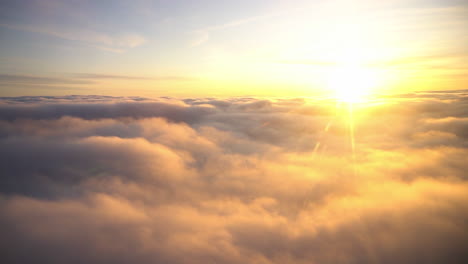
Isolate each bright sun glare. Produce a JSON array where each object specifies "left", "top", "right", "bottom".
[{"left": 327, "top": 65, "right": 378, "bottom": 103}]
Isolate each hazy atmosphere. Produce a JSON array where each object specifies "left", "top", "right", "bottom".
[
  {"left": 1, "top": 0, "right": 468, "bottom": 96},
  {"left": 1, "top": 1, "right": 468, "bottom": 264}
]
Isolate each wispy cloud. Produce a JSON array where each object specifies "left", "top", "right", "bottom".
[
  {"left": 273, "top": 60, "right": 337, "bottom": 66},
  {"left": 0, "top": 73, "right": 196, "bottom": 95},
  {"left": 0, "top": 23, "right": 146, "bottom": 53},
  {"left": 0, "top": 74, "right": 92, "bottom": 85},
  {"left": 190, "top": 13, "right": 279, "bottom": 46},
  {"left": 376, "top": 53, "right": 468, "bottom": 67},
  {"left": 74, "top": 73, "right": 196, "bottom": 81}
]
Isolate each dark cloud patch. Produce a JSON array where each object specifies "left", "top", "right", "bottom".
[
  {"left": 0, "top": 101, "right": 216, "bottom": 123},
  {"left": 0, "top": 91, "right": 467, "bottom": 263}
]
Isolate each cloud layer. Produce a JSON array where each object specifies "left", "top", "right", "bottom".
[{"left": 1, "top": 92, "right": 468, "bottom": 264}]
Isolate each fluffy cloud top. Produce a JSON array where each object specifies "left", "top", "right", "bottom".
[{"left": 1, "top": 91, "right": 468, "bottom": 264}]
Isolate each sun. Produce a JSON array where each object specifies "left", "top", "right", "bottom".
[{"left": 326, "top": 65, "right": 378, "bottom": 103}]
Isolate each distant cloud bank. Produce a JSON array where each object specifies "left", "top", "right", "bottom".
[{"left": 1, "top": 91, "right": 468, "bottom": 264}]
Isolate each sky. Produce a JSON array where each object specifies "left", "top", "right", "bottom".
[
  {"left": 1, "top": 1, "right": 468, "bottom": 264},
  {"left": 0, "top": 0, "right": 467, "bottom": 97}
]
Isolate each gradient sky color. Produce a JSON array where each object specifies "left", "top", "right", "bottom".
[{"left": 0, "top": 0, "right": 467, "bottom": 97}]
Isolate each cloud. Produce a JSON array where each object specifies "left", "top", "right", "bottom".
[
  {"left": 0, "top": 23, "right": 146, "bottom": 53},
  {"left": 0, "top": 73, "right": 196, "bottom": 93},
  {"left": 190, "top": 12, "right": 279, "bottom": 46},
  {"left": 74, "top": 73, "right": 196, "bottom": 81},
  {"left": 0, "top": 74, "right": 92, "bottom": 85},
  {"left": 273, "top": 60, "right": 337, "bottom": 66},
  {"left": 0, "top": 74, "right": 93, "bottom": 93},
  {"left": 0, "top": 91, "right": 468, "bottom": 263}
]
